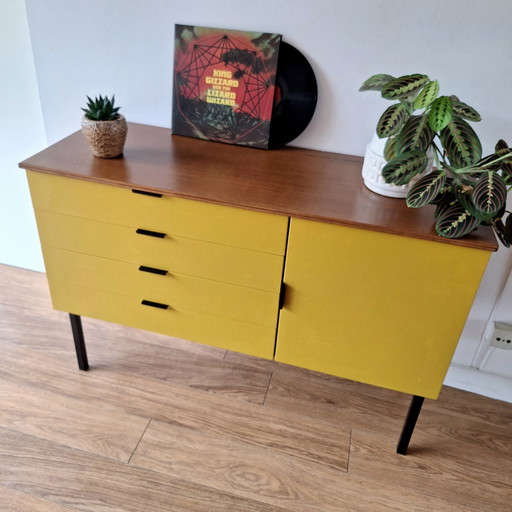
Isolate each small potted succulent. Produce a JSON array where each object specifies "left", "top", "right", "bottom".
[
  {"left": 81, "top": 94, "right": 127, "bottom": 158},
  {"left": 359, "top": 73, "right": 512, "bottom": 245}
]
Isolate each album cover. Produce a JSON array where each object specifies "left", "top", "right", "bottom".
[{"left": 172, "top": 25, "right": 282, "bottom": 148}]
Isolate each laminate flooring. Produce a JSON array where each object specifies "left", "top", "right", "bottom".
[{"left": 0, "top": 264, "right": 510, "bottom": 511}]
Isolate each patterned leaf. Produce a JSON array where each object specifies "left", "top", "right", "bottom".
[
  {"left": 471, "top": 172, "right": 507, "bottom": 217},
  {"left": 492, "top": 218, "right": 511, "bottom": 248},
  {"left": 440, "top": 116, "right": 482, "bottom": 168},
  {"left": 435, "top": 203, "right": 481, "bottom": 239},
  {"left": 434, "top": 193, "right": 456, "bottom": 219},
  {"left": 506, "top": 214, "right": 512, "bottom": 242},
  {"left": 406, "top": 170, "right": 446, "bottom": 208},
  {"left": 381, "top": 150, "right": 428, "bottom": 186},
  {"left": 428, "top": 96, "right": 453, "bottom": 131},
  {"left": 381, "top": 74, "right": 429, "bottom": 101},
  {"left": 476, "top": 154, "right": 502, "bottom": 172},
  {"left": 413, "top": 80, "right": 439, "bottom": 110},
  {"left": 359, "top": 74, "right": 395, "bottom": 91},
  {"left": 395, "top": 115, "right": 434, "bottom": 154},
  {"left": 496, "top": 139, "right": 511, "bottom": 155},
  {"left": 451, "top": 99, "right": 481, "bottom": 122},
  {"left": 456, "top": 188, "right": 493, "bottom": 222},
  {"left": 495, "top": 139, "right": 512, "bottom": 184},
  {"left": 384, "top": 136, "right": 398, "bottom": 162},
  {"left": 376, "top": 103, "right": 409, "bottom": 138}
]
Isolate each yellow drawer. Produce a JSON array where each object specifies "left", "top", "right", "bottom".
[
  {"left": 51, "top": 284, "right": 276, "bottom": 359},
  {"left": 35, "top": 210, "right": 284, "bottom": 293},
  {"left": 27, "top": 171, "right": 288, "bottom": 255},
  {"left": 43, "top": 247, "right": 279, "bottom": 328}
]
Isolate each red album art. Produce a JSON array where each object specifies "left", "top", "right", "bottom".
[{"left": 172, "top": 25, "right": 282, "bottom": 148}]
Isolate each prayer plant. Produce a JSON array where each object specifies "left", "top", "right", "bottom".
[{"left": 360, "top": 73, "right": 512, "bottom": 246}]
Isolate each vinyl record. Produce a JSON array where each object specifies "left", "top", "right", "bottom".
[{"left": 269, "top": 42, "right": 318, "bottom": 148}]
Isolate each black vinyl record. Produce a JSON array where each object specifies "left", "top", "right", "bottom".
[{"left": 269, "top": 42, "right": 318, "bottom": 149}]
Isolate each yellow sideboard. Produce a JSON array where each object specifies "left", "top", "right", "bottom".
[{"left": 20, "top": 123, "right": 497, "bottom": 454}]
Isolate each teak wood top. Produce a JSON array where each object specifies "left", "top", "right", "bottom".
[{"left": 20, "top": 122, "right": 498, "bottom": 251}]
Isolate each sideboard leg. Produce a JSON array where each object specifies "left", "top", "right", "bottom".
[
  {"left": 396, "top": 395, "right": 424, "bottom": 455},
  {"left": 69, "top": 314, "right": 89, "bottom": 371}
]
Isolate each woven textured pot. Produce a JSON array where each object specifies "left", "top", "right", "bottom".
[{"left": 81, "top": 114, "right": 127, "bottom": 158}]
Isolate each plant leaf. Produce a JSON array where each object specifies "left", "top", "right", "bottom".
[
  {"left": 395, "top": 114, "right": 434, "bottom": 154},
  {"left": 435, "top": 203, "right": 481, "bottom": 239},
  {"left": 376, "top": 103, "right": 409, "bottom": 138},
  {"left": 434, "top": 193, "right": 456, "bottom": 218},
  {"left": 451, "top": 99, "right": 481, "bottom": 122},
  {"left": 428, "top": 96, "right": 453, "bottom": 131},
  {"left": 495, "top": 139, "right": 512, "bottom": 184},
  {"left": 359, "top": 74, "right": 395, "bottom": 92},
  {"left": 406, "top": 170, "right": 446, "bottom": 208},
  {"left": 381, "top": 150, "right": 428, "bottom": 186},
  {"left": 384, "top": 136, "right": 398, "bottom": 162},
  {"left": 476, "top": 154, "right": 502, "bottom": 172},
  {"left": 491, "top": 218, "right": 511, "bottom": 248},
  {"left": 506, "top": 213, "right": 512, "bottom": 242},
  {"left": 381, "top": 74, "right": 429, "bottom": 101},
  {"left": 471, "top": 171, "right": 507, "bottom": 218},
  {"left": 413, "top": 80, "right": 439, "bottom": 110},
  {"left": 456, "top": 188, "right": 494, "bottom": 222},
  {"left": 440, "top": 116, "right": 482, "bottom": 168}
]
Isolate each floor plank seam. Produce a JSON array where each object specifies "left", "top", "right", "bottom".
[
  {"left": 127, "top": 418, "right": 152, "bottom": 464},
  {"left": 261, "top": 370, "right": 274, "bottom": 407},
  {"left": 346, "top": 429, "right": 353, "bottom": 474}
]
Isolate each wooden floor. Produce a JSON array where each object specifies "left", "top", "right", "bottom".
[{"left": 0, "top": 264, "right": 511, "bottom": 512}]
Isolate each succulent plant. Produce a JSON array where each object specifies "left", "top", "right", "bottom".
[
  {"left": 82, "top": 94, "right": 121, "bottom": 121},
  {"left": 360, "top": 73, "right": 512, "bottom": 246}
]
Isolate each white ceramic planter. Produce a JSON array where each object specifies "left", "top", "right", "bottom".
[{"left": 361, "top": 133, "right": 433, "bottom": 198}]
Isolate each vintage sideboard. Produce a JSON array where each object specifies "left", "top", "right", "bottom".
[{"left": 20, "top": 123, "right": 498, "bottom": 454}]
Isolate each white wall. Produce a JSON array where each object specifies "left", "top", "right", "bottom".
[
  {"left": 11, "top": 0, "right": 512, "bottom": 398},
  {"left": 0, "top": 0, "right": 46, "bottom": 271},
  {"left": 24, "top": 0, "right": 512, "bottom": 154}
]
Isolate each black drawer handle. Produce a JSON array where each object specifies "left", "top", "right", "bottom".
[
  {"left": 139, "top": 265, "right": 168, "bottom": 276},
  {"left": 136, "top": 228, "right": 166, "bottom": 239},
  {"left": 132, "top": 189, "right": 163, "bottom": 198},
  {"left": 141, "top": 299, "right": 169, "bottom": 310}
]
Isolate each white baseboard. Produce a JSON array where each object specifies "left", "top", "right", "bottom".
[{"left": 444, "top": 364, "right": 512, "bottom": 404}]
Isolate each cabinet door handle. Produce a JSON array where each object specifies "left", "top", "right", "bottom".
[
  {"left": 141, "top": 299, "right": 169, "bottom": 310},
  {"left": 131, "top": 189, "right": 163, "bottom": 198},
  {"left": 138, "top": 265, "right": 168, "bottom": 276},
  {"left": 136, "top": 228, "right": 166, "bottom": 238}
]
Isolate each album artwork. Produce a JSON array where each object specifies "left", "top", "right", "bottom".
[{"left": 172, "top": 25, "right": 282, "bottom": 148}]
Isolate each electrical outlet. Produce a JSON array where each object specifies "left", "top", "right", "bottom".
[{"left": 490, "top": 322, "right": 512, "bottom": 350}]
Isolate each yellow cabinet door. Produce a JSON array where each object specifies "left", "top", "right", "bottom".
[{"left": 275, "top": 219, "right": 491, "bottom": 399}]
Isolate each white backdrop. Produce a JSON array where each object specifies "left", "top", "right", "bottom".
[
  {"left": 25, "top": 0, "right": 512, "bottom": 155},
  {"left": 3, "top": 0, "right": 512, "bottom": 397}
]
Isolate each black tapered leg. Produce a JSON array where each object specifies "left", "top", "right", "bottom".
[
  {"left": 69, "top": 314, "right": 89, "bottom": 371},
  {"left": 396, "top": 395, "right": 424, "bottom": 455}
]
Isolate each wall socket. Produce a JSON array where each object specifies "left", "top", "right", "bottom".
[{"left": 490, "top": 322, "right": 512, "bottom": 350}]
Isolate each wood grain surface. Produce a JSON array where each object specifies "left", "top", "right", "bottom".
[
  {"left": 1, "top": 264, "right": 511, "bottom": 511},
  {"left": 19, "top": 123, "right": 498, "bottom": 250}
]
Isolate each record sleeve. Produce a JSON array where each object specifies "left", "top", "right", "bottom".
[{"left": 172, "top": 25, "right": 282, "bottom": 149}]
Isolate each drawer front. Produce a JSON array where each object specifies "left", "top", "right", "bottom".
[
  {"left": 27, "top": 171, "right": 288, "bottom": 255},
  {"left": 35, "top": 210, "right": 284, "bottom": 293},
  {"left": 43, "top": 247, "right": 279, "bottom": 328},
  {"left": 276, "top": 218, "right": 491, "bottom": 399},
  {"left": 51, "top": 284, "right": 276, "bottom": 359}
]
